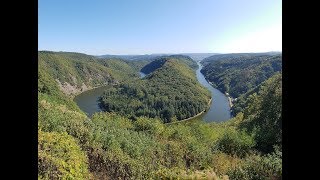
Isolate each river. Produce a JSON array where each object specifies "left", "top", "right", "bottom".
[
  {"left": 74, "top": 61, "right": 231, "bottom": 122},
  {"left": 73, "top": 86, "right": 111, "bottom": 117},
  {"left": 195, "top": 61, "right": 231, "bottom": 122}
]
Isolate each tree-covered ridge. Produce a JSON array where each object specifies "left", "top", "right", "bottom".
[
  {"left": 140, "top": 57, "right": 167, "bottom": 74},
  {"left": 239, "top": 73, "right": 282, "bottom": 153},
  {"left": 125, "top": 59, "right": 154, "bottom": 72},
  {"left": 38, "top": 51, "right": 141, "bottom": 96},
  {"left": 231, "top": 71, "right": 280, "bottom": 116},
  {"left": 100, "top": 58, "right": 211, "bottom": 122},
  {"left": 201, "top": 52, "right": 281, "bottom": 65},
  {"left": 141, "top": 55, "right": 198, "bottom": 74},
  {"left": 201, "top": 54, "right": 282, "bottom": 98}
]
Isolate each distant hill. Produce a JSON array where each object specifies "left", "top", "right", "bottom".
[
  {"left": 97, "top": 53, "right": 220, "bottom": 62},
  {"left": 181, "top": 53, "right": 219, "bottom": 61},
  {"left": 201, "top": 52, "right": 282, "bottom": 65},
  {"left": 140, "top": 55, "right": 198, "bottom": 74},
  {"left": 96, "top": 54, "right": 168, "bottom": 61}
]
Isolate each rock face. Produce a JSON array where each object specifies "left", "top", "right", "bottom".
[
  {"left": 56, "top": 78, "right": 119, "bottom": 97},
  {"left": 56, "top": 79, "right": 92, "bottom": 96},
  {"left": 80, "top": 83, "right": 89, "bottom": 92}
]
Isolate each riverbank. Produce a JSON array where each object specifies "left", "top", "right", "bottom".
[
  {"left": 227, "top": 96, "right": 233, "bottom": 108},
  {"left": 167, "top": 98, "right": 212, "bottom": 124}
]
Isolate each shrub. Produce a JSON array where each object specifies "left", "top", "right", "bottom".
[
  {"left": 38, "top": 130, "right": 90, "bottom": 179},
  {"left": 38, "top": 99, "right": 92, "bottom": 146},
  {"left": 217, "top": 128, "right": 255, "bottom": 157},
  {"left": 227, "top": 147, "right": 282, "bottom": 180},
  {"left": 153, "top": 167, "right": 229, "bottom": 180},
  {"left": 133, "top": 117, "right": 165, "bottom": 136}
]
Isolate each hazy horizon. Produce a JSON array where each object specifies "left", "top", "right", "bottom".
[
  {"left": 38, "top": 50, "right": 282, "bottom": 56},
  {"left": 39, "top": 0, "right": 281, "bottom": 55}
]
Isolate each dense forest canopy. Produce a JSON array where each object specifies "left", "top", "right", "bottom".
[
  {"left": 38, "top": 51, "right": 282, "bottom": 179},
  {"left": 100, "top": 57, "right": 211, "bottom": 122},
  {"left": 201, "top": 53, "right": 282, "bottom": 116},
  {"left": 201, "top": 54, "right": 282, "bottom": 97},
  {"left": 240, "top": 73, "right": 282, "bottom": 153}
]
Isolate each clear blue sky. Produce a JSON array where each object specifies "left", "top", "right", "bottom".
[{"left": 39, "top": 0, "right": 282, "bottom": 55}]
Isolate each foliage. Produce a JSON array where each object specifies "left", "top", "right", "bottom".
[
  {"left": 100, "top": 57, "right": 211, "bottom": 122},
  {"left": 38, "top": 98, "right": 93, "bottom": 146},
  {"left": 133, "top": 116, "right": 165, "bottom": 136},
  {"left": 231, "top": 84, "right": 262, "bottom": 116},
  {"left": 201, "top": 54, "right": 282, "bottom": 98},
  {"left": 38, "top": 67, "right": 82, "bottom": 111},
  {"left": 227, "top": 147, "right": 282, "bottom": 180},
  {"left": 217, "top": 128, "right": 255, "bottom": 158},
  {"left": 141, "top": 55, "right": 198, "bottom": 74},
  {"left": 125, "top": 59, "right": 155, "bottom": 72},
  {"left": 154, "top": 167, "right": 229, "bottom": 180},
  {"left": 38, "top": 130, "right": 90, "bottom": 179},
  {"left": 38, "top": 51, "right": 140, "bottom": 96},
  {"left": 140, "top": 56, "right": 167, "bottom": 74},
  {"left": 239, "top": 73, "right": 282, "bottom": 153}
]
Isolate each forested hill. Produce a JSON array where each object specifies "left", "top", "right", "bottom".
[
  {"left": 140, "top": 57, "right": 167, "bottom": 74},
  {"left": 231, "top": 71, "right": 281, "bottom": 115},
  {"left": 140, "top": 55, "right": 198, "bottom": 74},
  {"left": 100, "top": 57, "right": 211, "bottom": 122},
  {"left": 201, "top": 52, "right": 281, "bottom": 66},
  {"left": 96, "top": 54, "right": 166, "bottom": 60},
  {"left": 201, "top": 54, "right": 282, "bottom": 98},
  {"left": 38, "top": 51, "right": 141, "bottom": 96},
  {"left": 181, "top": 53, "right": 219, "bottom": 61}
]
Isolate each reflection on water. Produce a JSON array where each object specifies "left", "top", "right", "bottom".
[{"left": 74, "top": 86, "right": 111, "bottom": 117}]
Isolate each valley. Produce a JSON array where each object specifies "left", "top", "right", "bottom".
[
  {"left": 38, "top": 51, "right": 282, "bottom": 179},
  {"left": 74, "top": 55, "right": 232, "bottom": 122}
]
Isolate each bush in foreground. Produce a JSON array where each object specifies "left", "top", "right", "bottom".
[{"left": 38, "top": 130, "right": 90, "bottom": 179}]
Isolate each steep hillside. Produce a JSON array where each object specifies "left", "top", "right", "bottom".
[
  {"left": 39, "top": 51, "right": 139, "bottom": 96},
  {"left": 238, "top": 73, "right": 282, "bottom": 153},
  {"left": 201, "top": 54, "right": 282, "bottom": 98},
  {"left": 100, "top": 57, "right": 210, "bottom": 122},
  {"left": 231, "top": 71, "right": 281, "bottom": 116},
  {"left": 125, "top": 59, "right": 154, "bottom": 72}
]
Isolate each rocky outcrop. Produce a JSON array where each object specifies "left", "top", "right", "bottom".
[
  {"left": 56, "top": 78, "right": 120, "bottom": 97},
  {"left": 55, "top": 79, "right": 89, "bottom": 96}
]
